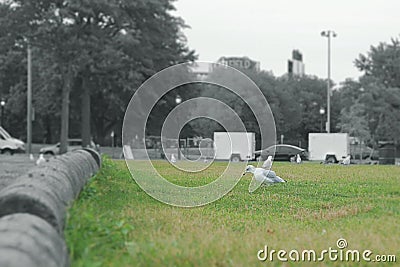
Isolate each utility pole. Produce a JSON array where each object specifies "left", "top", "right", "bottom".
[
  {"left": 27, "top": 43, "right": 32, "bottom": 154},
  {"left": 321, "top": 30, "right": 337, "bottom": 133}
]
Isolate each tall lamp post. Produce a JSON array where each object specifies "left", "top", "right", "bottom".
[
  {"left": 27, "top": 42, "right": 32, "bottom": 154},
  {"left": 321, "top": 30, "right": 337, "bottom": 133},
  {"left": 175, "top": 95, "right": 182, "bottom": 160},
  {"left": 319, "top": 107, "right": 325, "bottom": 133},
  {"left": 0, "top": 99, "right": 5, "bottom": 126}
]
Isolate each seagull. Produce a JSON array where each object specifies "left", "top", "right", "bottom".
[
  {"left": 342, "top": 155, "right": 351, "bottom": 165},
  {"left": 36, "top": 154, "right": 46, "bottom": 165},
  {"left": 170, "top": 154, "right": 177, "bottom": 163},
  {"left": 296, "top": 154, "right": 302, "bottom": 164},
  {"left": 262, "top": 155, "right": 273, "bottom": 169},
  {"left": 244, "top": 159, "right": 286, "bottom": 188}
]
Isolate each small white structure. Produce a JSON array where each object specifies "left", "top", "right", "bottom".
[
  {"left": 170, "top": 154, "right": 177, "bottom": 163},
  {"left": 29, "top": 154, "right": 34, "bottom": 161},
  {"left": 123, "top": 145, "right": 134, "bottom": 160}
]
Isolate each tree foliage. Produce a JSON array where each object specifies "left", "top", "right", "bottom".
[
  {"left": 334, "top": 36, "right": 400, "bottom": 144},
  {"left": 188, "top": 67, "right": 331, "bottom": 149},
  {"left": 338, "top": 100, "right": 371, "bottom": 142},
  {"left": 355, "top": 37, "right": 400, "bottom": 88},
  {"left": 0, "top": 0, "right": 196, "bottom": 148},
  {"left": 1, "top": 2, "right": 399, "bottom": 150}
]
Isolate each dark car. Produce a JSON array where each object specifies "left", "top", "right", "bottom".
[
  {"left": 350, "top": 142, "right": 379, "bottom": 160},
  {"left": 258, "top": 144, "right": 308, "bottom": 161}
]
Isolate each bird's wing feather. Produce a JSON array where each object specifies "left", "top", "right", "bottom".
[{"left": 264, "top": 169, "right": 285, "bottom": 183}]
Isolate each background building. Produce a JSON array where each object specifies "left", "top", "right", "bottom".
[
  {"left": 216, "top": 56, "right": 260, "bottom": 72},
  {"left": 288, "top": 50, "right": 305, "bottom": 77},
  {"left": 190, "top": 56, "right": 261, "bottom": 79},
  {"left": 190, "top": 63, "right": 213, "bottom": 80}
]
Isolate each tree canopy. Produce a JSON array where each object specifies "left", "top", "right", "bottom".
[
  {"left": 1, "top": 2, "right": 399, "bottom": 150},
  {"left": 0, "top": 0, "right": 196, "bottom": 150},
  {"left": 336, "top": 36, "right": 400, "bottom": 145}
]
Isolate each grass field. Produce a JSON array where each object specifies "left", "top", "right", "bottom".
[{"left": 65, "top": 158, "right": 400, "bottom": 266}]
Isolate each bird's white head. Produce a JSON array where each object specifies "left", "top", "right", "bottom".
[
  {"left": 243, "top": 165, "right": 256, "bottom": 175},
  {"left": 267, "top": 155, "right": 272, "bottom": 161}
]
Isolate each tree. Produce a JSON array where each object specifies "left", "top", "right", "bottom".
[
  {"left": 186, "top": 67, "right": 330, "bottom": 149},
  {"left": 0, "top": 0, "right": 196, "bottom": 149},
  {"left": 355, "top": 37, "right": 400, "bottom": 88},
  {"left": 338, "top": 101, "right": 371, "bottom": 143},
  {"left": 353, "top": 37, "right": 400, "bottom": 144},
  {"left": 360, "top": 84, "right": 400, "bottom": 143},
  {"left": 278, "top": 75, "right": 329, "bottom": 147}
]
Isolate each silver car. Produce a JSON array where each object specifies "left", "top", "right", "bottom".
[{"left": 40, "top": 139, "right": 99, "bottom": 156}]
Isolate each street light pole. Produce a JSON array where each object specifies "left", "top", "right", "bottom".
[
  {"left": 175, "top": 95, "right": 182, "bottom": 160},
  {"left": 27, "top": 43, "right": 32, "bottom": 154},
  {"left": 321, "top": 30, "right": 337, "bottom": 133}
]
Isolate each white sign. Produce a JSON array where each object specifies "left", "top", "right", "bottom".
[{"left": 123, "top": 145, "right": 134, "bottom": 160}]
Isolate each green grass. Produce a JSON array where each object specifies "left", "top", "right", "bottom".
[{"left": 65, "top": 157, "right": 400, "bottom": 266}]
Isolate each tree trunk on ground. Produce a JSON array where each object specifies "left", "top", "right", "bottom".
[
  {"left": 81, "top": 75, "right": 91, "bottom": 148},
  {"left": 60, "top": 67, "right": 72, "bottom": 154}
]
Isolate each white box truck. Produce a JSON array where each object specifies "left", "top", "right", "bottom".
[
  {"left": 213, "top": 132, "right": 255, "bottom": 162},
  {"left": 308, "top": 133, "right": 349, "bottom": 163}
]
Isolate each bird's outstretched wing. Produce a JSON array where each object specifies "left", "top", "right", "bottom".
[{"left": 249, "top": 176, "right": 264, "bottom": 192}]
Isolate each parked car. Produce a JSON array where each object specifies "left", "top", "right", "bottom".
[
  {"left": 0, "top": 126, "right": 25, "bottom": 155},
  {"left": 257, "top": 144, "right": 308, "bottom": 161},
  {"left": 40, "top": 139, "right": 99, "bottom": 156},
  {"left": 349, "top": 138, "right": 379, "bottom": 160}
]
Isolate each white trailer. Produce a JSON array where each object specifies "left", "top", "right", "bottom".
[
  {"left": 213, "top": 132, "right": 255, "bottom": 162},
  {"left": 308, "top": 133, "right": 349, "bottom": 163}
]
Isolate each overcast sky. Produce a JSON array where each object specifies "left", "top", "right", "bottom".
[{"left": 174, "top": 0, "right": 400, "bottom": 84}]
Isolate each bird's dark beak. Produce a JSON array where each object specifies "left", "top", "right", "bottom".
[{"left": 242, "top": 172, "right": 246, "bottom": 176}]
